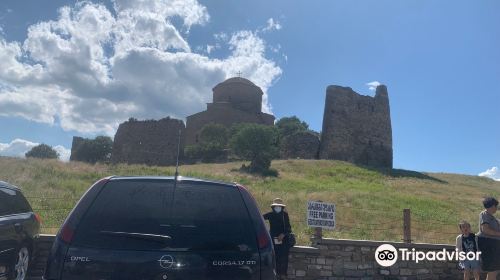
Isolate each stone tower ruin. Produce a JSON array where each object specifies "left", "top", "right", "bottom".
[
  {"left": 111, "top": 117, "right": 185, "bottom": 166},
  {"left": 319, "top": 85, "right": 393, "bottom": 168}
]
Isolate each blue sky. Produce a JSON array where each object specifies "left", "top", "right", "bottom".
[{"left": 0, "top": 0, "right": 498, "bottom": 178}]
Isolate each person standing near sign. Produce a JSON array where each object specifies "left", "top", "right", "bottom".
[
  {"left": 263, "top": 198, "right": 292, "bottom": 280},
  {"left": 477, "top": 197, "right": 500, "bottom": 280}
]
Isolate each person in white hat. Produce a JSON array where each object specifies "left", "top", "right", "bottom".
[{"left": 263, "top": 198, "right": 292, "bottom": 279}]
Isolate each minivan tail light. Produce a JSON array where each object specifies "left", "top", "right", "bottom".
[
  {"left": 34, "top": 213, "right": 42, "bottom": 224},
  {"left": 60, "top": 224, "right": 74, "bottom": 244},
  {"left": 258, "top": 230, "right": 271, "bottom": 249}
]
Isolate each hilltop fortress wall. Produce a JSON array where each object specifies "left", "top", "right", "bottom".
[
  {"left": 319, "top": 85, "right": 393, "bottom": 168},
  {"left": 69, "top": 78, "right": 393, "bottom": 168},
  {"left": 111, "top": 117, "right": 185, "bottom": 166}
]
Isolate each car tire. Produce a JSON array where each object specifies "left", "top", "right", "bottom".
[{"left": 11, "top": 247, "right": 30, "bottom": 280}]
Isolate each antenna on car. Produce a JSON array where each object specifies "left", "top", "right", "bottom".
[
  {"left": 174, "top": 128, "right": 181, "bottom": 182},
  {"left": 168, "top": 128, "right": 182, "bottom": 216}
]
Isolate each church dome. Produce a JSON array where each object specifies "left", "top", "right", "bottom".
[
  {"left": 214, "top": 77, "right": 261, "bottom": 91},
  {"left": 212, "top": 77, "right": 263, "bottom": 113}
]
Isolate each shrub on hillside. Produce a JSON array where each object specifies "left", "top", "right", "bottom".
[
  {"left": 275, "top": 116, "right": 309, "bottom": 141},
  {"left": 230, "top": 123, "right": 278, "bottom": 175},
  {"left": 25, "top": 144, "right": 59, "bottom": 159},
  {"left": 72, "top": 136, "right": 113, "bottom": 164},
  {"left": 185, "top": 123, "right": 229, "bottom": 163}
]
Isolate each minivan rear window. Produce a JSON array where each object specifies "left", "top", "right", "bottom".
[
  {"left": 0, "top": 187, "right": 31, "bottom": 216},
  {"left": 73, "top": 180, "right": 257, "bottom": 252},
  {"left": 73, "top": 180, "right": 174, "bottom": 250},
  {"left": 168, "top": 182, "right": 257, "bottom": 251}
]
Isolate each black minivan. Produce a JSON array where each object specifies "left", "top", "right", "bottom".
[
  {"left": 0, "top": 181, "right": 40, "bottom": 280},
  {"left": 44, "top": 176, "right": 276, "bottom": 280}
]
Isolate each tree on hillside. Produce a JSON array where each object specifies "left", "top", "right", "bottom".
[
  {"left": 230, "top": 123, "right": 278, "bottom": 175},
  {"left": 185, "top": 123, "right": 229, "bottom": 163},
  {"left": 72, "top": 136, "right": 113, "bottom": 164},
  {"left": 275, "top": 116, "right": 309, "bottom": 140},
  {"left": 25, "top": 144, "right": 59, "bottom": 159}
]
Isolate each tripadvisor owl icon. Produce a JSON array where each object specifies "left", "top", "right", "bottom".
[{"left": 375, "top": 244, "right": 398, "bottom": 267}]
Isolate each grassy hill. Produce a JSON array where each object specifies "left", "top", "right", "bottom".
[{"left": 1, "top": 157, "right": 499, "bottom": 246}]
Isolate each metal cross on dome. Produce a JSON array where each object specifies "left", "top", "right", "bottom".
[{"left": 236, "top": 71, "right": 243, "bottom": 77}]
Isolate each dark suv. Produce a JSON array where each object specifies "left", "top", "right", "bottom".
[
  {"left": 0, "top": 181, "right": 40, "bottom": 280},
  {"left": 44, "top": 176, "right": 276, "bottom": 280}
]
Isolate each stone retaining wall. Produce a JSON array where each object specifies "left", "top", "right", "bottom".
[
  {"left": 31, "top": 235, "right": 491, "bottom": 279},
  {"left": 287, "top": 238, "right": 479, "bottom": 280}
]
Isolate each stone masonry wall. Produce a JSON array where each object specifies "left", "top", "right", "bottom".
[
  {"left": 69, "top": 136, "right": 85, "bottom": 161},
  {"left": 287, "top": 238, "right": 465, "bottom": 280},
  {"left": 281, "top": 131, "right": 320, "bottom": 159},
  {"left": 185, "top": 103, "right": 274, "bottom": 146},
  {"left": 111, "top": 117, "right": 185, "bottom": 166},
  {"left": 319, "top": 85, "right": 393, "bottom": 169},
  {"left": 31, "top": 235, "right": 485, "bottom": 280}
]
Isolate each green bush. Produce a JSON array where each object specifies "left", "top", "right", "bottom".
[
  {"left": 25, "top": 144, "right": 59, "bottom": 159},
  {"left": 230, "top": 123, "right": 278, "bottom": 175},
  {"left": 275, "top": 116, "right": 309, "bottom": 140},
  {"left": 72, "top": 136, "right": 113, "bottom": 164},
  {"left": 185, "top": 123, "right": 229, "bottom": 163}
]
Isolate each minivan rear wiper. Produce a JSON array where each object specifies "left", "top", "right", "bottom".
[{"left": 100, "top": 231, "right": 172, "bottom": 243}]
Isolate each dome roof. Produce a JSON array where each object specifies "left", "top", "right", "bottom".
[{"left": 215, "top": 77, "right": 259, "bottom": 88}]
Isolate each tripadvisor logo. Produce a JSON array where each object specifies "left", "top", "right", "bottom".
[
  {"left": 374, "top": 244, "right": 481, "bottom": 267},
  {"left": 375, "top": 244, "right": 398, "bottom": 267}
]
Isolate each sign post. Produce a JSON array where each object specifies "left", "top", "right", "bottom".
[{"left": 307, "top": 201, "right": 336, "bottom": 240}]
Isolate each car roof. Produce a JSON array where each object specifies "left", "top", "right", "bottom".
[
  {"left": 0, "top": 181, "right": 21, "bottom": 191},
  {"left": 108, "top": 176, "right": 237, "bottom": 188}
]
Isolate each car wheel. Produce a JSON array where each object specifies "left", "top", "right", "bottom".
[{"left": 12, "top": 247, "right": 29, "bottom": 280}]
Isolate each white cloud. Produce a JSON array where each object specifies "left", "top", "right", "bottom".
[
  {"left": 0, "top": 0, "right": 282, "bottom": 135},
  {"left": 479, "top": 167, "right": 500, "bottom": 181},
  {"left": 262, "top": 18, "right": 281, "bottom": 32},
  {"left": 53, "top": 145, "right": 71, "bottom": 162},
  {"left": 0, "top": 139, "right": 70, "bottom": 161},
  {"left": 0, "top": 139, "right": 37, "bottom": 158},
  {"left": 225, "top": 30, "right": 282, "bottom": 113},
  {"left": 206, "top": 45, "right": 214, "bottom": 54},
  {"left": 214, "top": 32, "right": 228, "bottom": 42},
  {"left": 113, "top": 0, "right": 209, "bottom": 30},
  {"left": 366, "top": 81, "right": 381, "bottom": 91}
]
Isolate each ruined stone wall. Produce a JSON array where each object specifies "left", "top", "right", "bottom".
[
  {"left": 111, "top": 117, "right": 185, "bottom": 166},
  {"left": 280, "top": 131, "right": 320, "bottom": 159},
  {"left": 69, "top": 136, "right": 85, "bottom": 161},
  {"left": 319, "top": 85, "right": 393, "bottom": 168},
  {"left": 185, "top": 103, "right": 274, "bottom": 146}
]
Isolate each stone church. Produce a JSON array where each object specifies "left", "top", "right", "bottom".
[
  {"left": 184, "top": 77, "right": 275, "bottom": 146},
  {"left": 106, "top": 77, "right": 275, "bottom": 166}
]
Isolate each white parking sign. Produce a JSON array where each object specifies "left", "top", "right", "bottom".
[{"left": 307, "top": 201, "right": 335, "bottom": 230}]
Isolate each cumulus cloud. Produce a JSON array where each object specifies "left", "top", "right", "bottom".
[
  {"left": 0, "top": 0, "right": 282, "bottom": 135},
  {"left": 479, "top": 167, "right": 500, "bottom": 181},
  {"left": 0, "top": 139, "right": 70, "bottom": 161},
  {"left": 262, "top": 18, "right": 282, "bottom": 32},
  {"left": 0, "top": 139, "right": 37, "bottom": 158},
  {"left": 53, "top": 145, "right": 71, "bottom": 162},
  {"left": 367, "top": 81, "right": 381, "bottom": 91}
]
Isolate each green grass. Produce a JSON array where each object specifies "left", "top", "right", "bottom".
[{"left": 1, "top": 157, "right": 499, "bottom": 246}]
